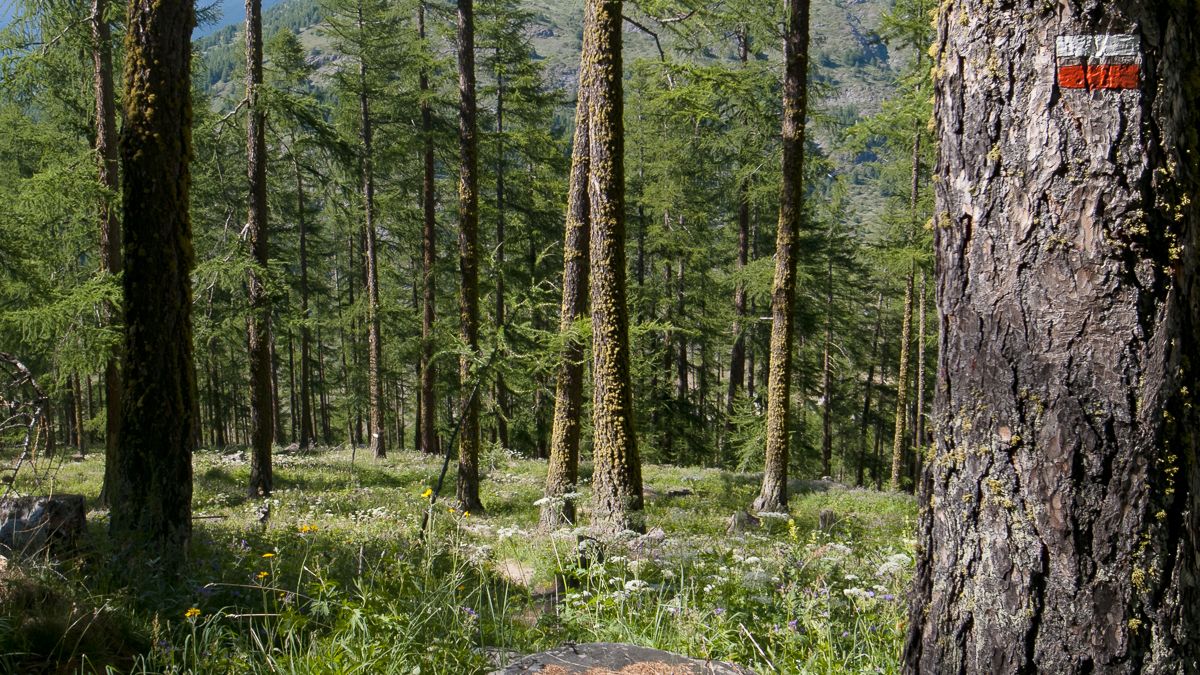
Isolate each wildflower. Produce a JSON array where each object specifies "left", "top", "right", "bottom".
[
  {"left": 298, "top": 524, "right": 318, "bottom": 534},
  {"left": 261, "top": 552, "right": 275, "bottom": 558},
  {"left": 257, "top": 571, "right": 270, "bottom": 580},
  {"left": 461, "top": 606, "right": 479, "bottom": 620},
  {"left": 787, "top": 619, "right": 799, "bottom": 632},
  {"left": 464, "top": 511, "right": 470, "bottom": 519},
  {"left": 184, "top": 608, "right": 201, "bottom": 620},
  {"left": 713, "top": 607, "right": 726, "bottom": 616},
  {"left": 624, "top": 579, "right": 650, "bottom": 592},
  {"left": 421, "top": 487, "right": 433, "bottom": 499}
]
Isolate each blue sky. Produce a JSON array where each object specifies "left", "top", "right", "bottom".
[{"left": 0, "top": 0, "right": 283, "bottom": 39}]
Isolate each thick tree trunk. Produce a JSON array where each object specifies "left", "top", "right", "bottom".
[
  {"left": 109, "top": 0, "right": 196, "bottom": 563},
  {"left": 418, "top": 0, "right": 438, "bottom": 458},
  {"left": 92, "top": 0, "right": 121, "bottom": 503},
  {"left": 456, "top": 0, "right": 483, "bottom": 512},
  {"left": 245, "top": 0, "right": 273, "bottom": 496},
  {"left": 905, "top": 4, "right": 1200, "bottom": 672},
  {"left": 857, "top": 291, "right": 883, "bottom": 487},
  {"left": 586, "top": 0, "right": 643, "bottom": 535},
  {"left": 753, "top": 0, "right": 809, "bottom": 514},
  {"left": 542, "top": 64, "right": 591, "bottom": 530},
  {"left": 888, "top": 266, "right": 914, "bottom": 491},
  {"left": 357, "top": 4, "right": 385, "bottom": 460}
]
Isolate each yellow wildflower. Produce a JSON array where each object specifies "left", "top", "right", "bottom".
[
  {"left": 184, "top": 607, "right": 201, "bottom": 619},
  {"left": 257, "top": 571, "right": 270, "bottom": 580},
  {"left": 262, "top": 552, "right": 275, "bottom": 558},
  {"left": 421, "top": 488, "right": 433, "bottom": 499},
  {"left": 464, "top": 511, "right": 470, "bottom": 519}
]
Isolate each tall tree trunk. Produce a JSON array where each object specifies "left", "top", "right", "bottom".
[
  {"left": 357, "top": 4, "right": 385, "bottom": 460},
  {"left": 912, "top": 268, "right": 926, "bottom": 475},
  {"left": 418, "top": 1, "right": 439, "bottom": 458},
  {"left": 109, "top": 0, "right": 196, "bottom": 562},
  {"left": 456, "top": 0, "right": 483, "bottom": 512},
  {"left": 820, "top": 226, "right": 834, "bottom": 478},
  {"left": 888, "top": 265, "right": 914, "bottom": 491},
  {"left": 245, "top": 0, "right": 273, "bottom": 496},
  {"left": 726, "top": 28, "right": 751, "bottom": 432},
  {"left": 857, "top": 291, "right": 883, "bottom": 487},
  {"left": 492, "top": 50, "right": 511, "bottom": 451},
  {"left": 71, "top": 372, "right": 86, "bottom": 455},
  {"left": 905, "top": 4, "right": 1200, "bottom": 672},
  {"left": 295, "top": 151, "right": 315, "bottom": 449},
  {"left": 586, "top": 0, "right": 643, "bottom": 534},
  {"left": 752, "top": 0, "right": 810, "bottom": 514},
  {"left": 542, "top": 60, "right": 591, "bottom": 530},
  {"left": 93, "top": 0, "right": 122, "bottom": 502}
]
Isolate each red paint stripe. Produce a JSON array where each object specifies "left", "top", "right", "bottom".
[{"left": 1057, "top": 63, "right": 1139, "bottom": 89}]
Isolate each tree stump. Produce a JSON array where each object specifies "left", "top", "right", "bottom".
[
  {"left": 0, "top": 495, "right": 86, "bottom": 556},
  {"left": 494, "top": 642, "right": 755, "bottom": 674}
]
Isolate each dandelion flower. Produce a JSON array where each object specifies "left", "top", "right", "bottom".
[
  {"left": 421, "top": 488, "right": 433, "bottom": 499},
  {"left": 184, "top": 608, "right": 201, "bottom": 619}
]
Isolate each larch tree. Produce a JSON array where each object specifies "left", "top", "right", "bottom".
[
  {"left": 418, "top": 0, "right": 438, "bottom": 457},
  {"left": 752, "top": 0, "right": 810, "bottom": 514},
  {"left": 108, "top": 0, "right": 197, "bottom": 562},
  {"left": 541, "top": 18, "right": 592, "bottom": 529},
  {"left": 91, "top": 0, "right": 121, "bottom": 504},
  {"left": 456, "top": 0, "right": 484, "bottom": 513},
  {"left": 586, "top": 0, "right": 643, "bottom": 534},
  {"left": 245, "top": 0, "right": 274, "bottom": 497},
  {"left": 906, "top": 2, "right": 1200, "bottom": 672}
]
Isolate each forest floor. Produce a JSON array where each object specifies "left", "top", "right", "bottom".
[{"left": 2, "top": 446, "right": 916, "bottom": 674}]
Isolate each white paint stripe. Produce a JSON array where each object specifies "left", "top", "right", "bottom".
[{"left": 1056, "top": 34, "right": 1141, "bottom": 60}]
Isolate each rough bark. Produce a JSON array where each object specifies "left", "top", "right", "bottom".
[
  {"left": 905, "top": 3, "right": 1200, "bottom": 672},
  {"left": 109, "top": 0, "right": 196, "bottom": 563},
  {"left": 357, "top": 4, "right": 385, "bottom": 460},
  {"left": 92, "top": 0, "right": 121, "bottom": 503},
  {"left": 542, "top": 64, "right": 591, "bottom": 530},
  {"left": 752, "top": 0, "right": 809, "bottom": 514},
  {"left": 493, "top": 55, "right": 510, "bottom": 451},
  {"left": 888, "top": 266, "right": 914, "bottom": 491},
  {"left": 586, "top": 0, "right": 643, "bottom": 534},
  {"left": 246, "top": 0, "right": 274, "bottom": 496},
  {"left": 456, "top": 0, "right": 483, "bottom": 512},
  {"left": 419, "top": 0, "right": 439, "bottom": 458},
  {"left": 912, "top": 268, "right": 926, "bottom": 471}
]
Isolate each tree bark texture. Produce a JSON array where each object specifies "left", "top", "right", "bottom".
[
  {"left": 493, "top": 58, "right": 510, "bottom": 451},
  {"left": 357, "top": 5, "right": 385, "bottom": 460},
  {"left": 245, "top": 0, "right": 274, "bottom": 497},
  {"left": 913, "top": 268, "right": 927, "bottom": 467},
  {"left": 295, "top": 151, "right": 315, "bottom": 449},
  {"left": 456, "top": 0, "right": 483, "bottom": 512},
  {"left": 542, "top": 64, "right": 591, "bottom": 530},
  {"left": 905, "top": 3, "right": 1200, "bottom": 672},
  {"left": 92, "top": 0, "right": 121, "bottom": 503},
  {"left": 889, "top": 266, "right": 914, "bottom": 491},
  {"left": 586, "top": 0, "right": 643, "bottom": 534},
  {"left": 109, "top": 0, "right": 196, "bottom": 562},
  {"left": 419, "top": 1, "right": 439, "bottom": 458},
  {"left": 753, "top": 0, "right": 810, "bottom": 514}
]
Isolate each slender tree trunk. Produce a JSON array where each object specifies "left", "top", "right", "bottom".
[
  {"left": 417, "top": 1, "right": 439, "bottom": 458},
  {"left": 888, "top": 265, "right": 914, "bottom": 491},
  {"left": 586, "top": 0, "right": 643, "bottom": 534},
  {"left": 356, "top": 5, "right": 385, "bottom": 460},
  {"left": 109, "top": 0, "right": 197, "bottom": 562},
  {"left": 71, "top": 372, "right": 86, "bottom": 455},
  {"left": 295, "top": 151, "right": 315, "bottom": 449},
  {"left": 542, "top": 58, "right": 591, "bottom": 530},
  {"left": 857, "top": 291, "right": 883, "bottom": 487},
  {"left": 912, "top": 268, "right": 926, "bottom": 476},
  {"left": 726, "top": 28, "right": 751, "bottom": 431},
  {"left": 820, "top": 226, "right": 834, "bottom": 478},
  {"left": 93, "top": 0, "right": 121, "bottom": 503},
  {"left": 455, "top": 0, "right": 483, "bottom": 512},
  {"left": 287, "top": 329, "right": 297, "bottom": 441},
  {"left": 493, "top": 51, "right": 511, "bottom": 451},
  {"left": 753, "top": 0, "right": 810, "bottom": 514},
  {"left": 245, "top": 0, "right": 274, "bottom": 496},
  {"left": 906, "top": 4, "right": 1200, "bottom": 671}
]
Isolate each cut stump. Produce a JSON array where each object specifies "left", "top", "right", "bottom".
[{"left": 493, "top": 642, "right": 755, "bottom": 674}]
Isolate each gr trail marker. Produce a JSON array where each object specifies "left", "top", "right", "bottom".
[{"left": 1056, "top": 34, "right": 1141, "bottom": 90}]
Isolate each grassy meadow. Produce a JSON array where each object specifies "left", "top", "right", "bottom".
[{"left": 2, "top": 445, "right": 916, "bottom": 673}]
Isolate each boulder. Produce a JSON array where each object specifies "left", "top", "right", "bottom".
[
  {"left": 493, "top": 642, "right": 755, "bottom": 674},
  {"left": 0, "top": 494, "right": 86, "bottom": 556}
]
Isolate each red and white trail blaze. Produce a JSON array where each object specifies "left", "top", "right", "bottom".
[{"left": 1055, "top": 34, "right": 1141, "bottom": 90}]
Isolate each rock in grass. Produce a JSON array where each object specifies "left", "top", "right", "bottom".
[
  {"left": 0, "top": 495, "right": 86, "bottom": 556},
  {"left": 494, "top": 642, "right": 755, "bottom": 674}
]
